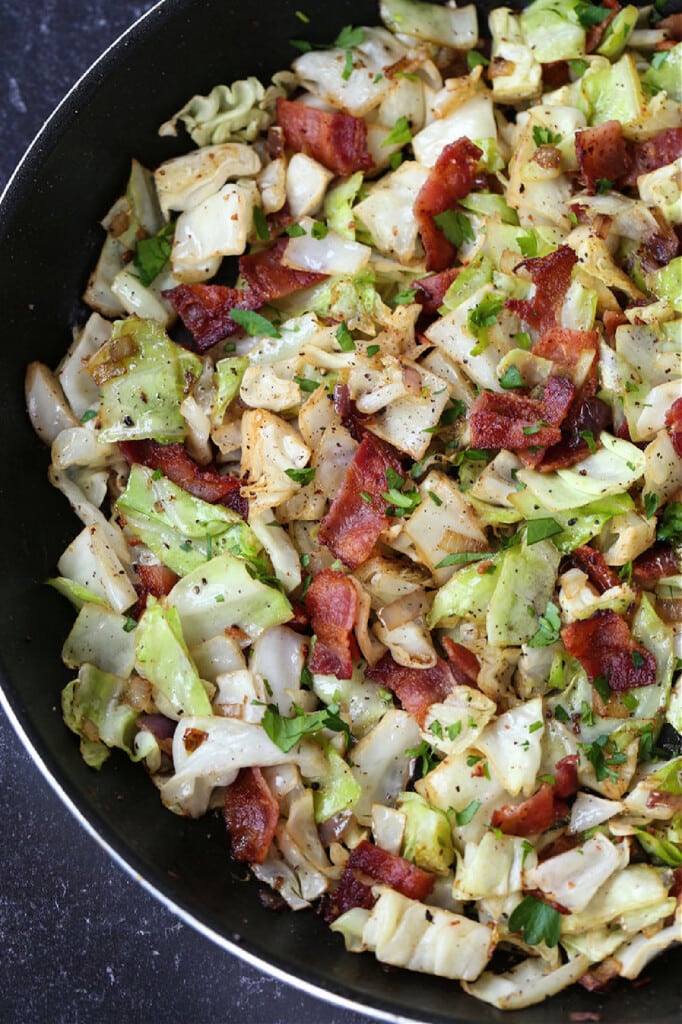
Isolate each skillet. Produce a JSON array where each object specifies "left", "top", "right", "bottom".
[{"left": 0, "top": 1, "right": 680, "bottom": 1020}]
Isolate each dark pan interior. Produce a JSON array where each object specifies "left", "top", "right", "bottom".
[{"left": 0, "top": 1, "right": 680, "bottom": 1020}]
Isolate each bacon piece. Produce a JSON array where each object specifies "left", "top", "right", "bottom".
[
  {"left": 414, "top": 137, "right": 482, "bottom": 271},
  {"left": 561, "top": 609, "right": 657, "bottom": 691},
  {"left": 333, "top": 382, "right": 373, "bottom": 443},
  {"left": 660, "top": 13, "right": 682, "bottom": 40},
  {"left": 491, "top": 783, "right": 569, "bottom": 837},
  {"left": 119, "top": 439, "right": 247, "bottom": 517},
  {"left": 322, "top": 867, "right": 375, "bottom": 924},
  {"left": 164, "top": 283, "right": 262, "bottom": 351},
  {"left": 541, "top": 374, "right": 577, "bottom": 425},
  {"left": 533, "top": 328, "right": 599, "bottom": 384},
  {"left": 535, "top": 393, "right": 611, "bottom": 472},
  {"left": 603, "top": 310, "right": 628, "bottom": 340},
  {"left": 571, "top": 545, "right": 621, "bottom": 594},
  {"left": 347, "top": 840, "right": 435, "bottom": 901},
  {"left": 223, "top": 767, "right": 279, "bottom": 865},
  {"left": 469, "top": 390, "right": 563, "bottom": 451},
  {"left": 366, "top": 653, "right": 454, "bottom": 726},
  {"left": 633, "top": 542, "right": 679, "bottom": 585},
  {"left": 542, "top": 61, "right": 570, "bottom": 89},
  {"left": 554, "top": 754, "right": 579, "bottom": 800},
  {"left": 276, "top": 97, "right": 373, "bottom": 176},
  {"left": 238, "top": 238, "right": 327, "bottom": 302},
  {"left": 137, "top": 563, "right": 179, "bottom": 598},
  {"left": 666, "top": 396, "right": 682, "bottom": 458},
  {"left": 621, "top": 128, "right": 682, "bottom": 187},
  {"left": 441, "top": 637, "right": 480, "bottom": 687},
  {"left": 579, "top": 958, "right": 620, "bottom": 993},
  {"left": 318, "top": 433, "right": 404, "bottom": 569},
  {"left": 305, "top": 569, "right": 359, "bottom": 679},
  {"left": 506, "top": 246, "right": 578, "bottom": 335},
  {"left": 573, "top": 120, "right": 626, "bottom": 192},
  {"left": 412, "top": 267, "right": 460, "bottom": 317}
]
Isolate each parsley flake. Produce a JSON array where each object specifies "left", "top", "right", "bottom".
[
  {"left": 526, "top": 517, "right": 563, "bottom": 545},
  {"left": 231, "top": 309, "right": 281, "bottom": 338},
  {"left": 285, "top": 466, "right": 316, "bottom": 485},
  {"left": 508, "top": 894, "right": 562, "bottom": 947},
  {"left": 382, "top": 116, "right": 413, "bottom": 148},
  {"left": 433, "top": 210, "right": 474, "bottom": 249}
]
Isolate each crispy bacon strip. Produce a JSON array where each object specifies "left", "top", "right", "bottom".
[
  {"left": 533, "top": 328, "right": 599, "bottom": 388},
  {"left": 223, "top": 767, "right": 279, "bottom": 865},
  {"left": 132, "top": 562, "right": 180, "bottom": 619},
  {"left": 571, "top": 545, "right": 621, "bottom": 594},
  {"left": 414, "top": 137, "right": 482, "bottom": 271},
  {"left": 575, "top": 121, "right": 631, "bottom": 192},
  {"left": 534, "top": 393, "right": 611, "bottom": 472},
  {"left": 603, "top": 310, "right": 628, "bottom": 341},
  {"left": 322, "top": 867, "right": 375, "bottom": 924},
  {"left": 412, "top": 267, "right": 461, "bottom": 317},
  {"left": 441, "top": 637, "right": 480, "bottom": 687},
  {"left": 366, "top": 653, "right": 455, "bottom": 726},
  {"left": 276, "top": 97, "right": 374, "bottom": 176},
  {"left": 469, "top": 381, "right": 574, "bottom": 452},
  {"left": 633, "top": 542, "right": 679, "bottom": 585},
  {"left": 506, "top": 246, "right": 578, "bottom": 335},
  {"left": 347, "top": 840, "right": 435, "bottom": 901},
  {"left": 665, "top": 396, "right": 682, "bottom": 458},
  {"left": 561, "top": 609, "right": 657, "bottom": 691},
  {"left": 554, "top": 755, "right": 579, "bottom": 799},
  {"left": 621, "top": 127, "right": 682, "bottom": 188},
  {"left": 491, "top": 783, "right": 569, "bottom": 837},
  {"left": 305, "top": 569, "right": 359, "bottom": 679},
  {"left": 119, "top": 439, "right": 247, "bottom": 517},
  {"left": 164, "top": 283, "right": 262, "bottom": 351},
  {"left": 318, "top": 433, "right": 404, "bottom": 569},
  {"left": 238, "top": 237, "right": 327, "bottom": 301}
]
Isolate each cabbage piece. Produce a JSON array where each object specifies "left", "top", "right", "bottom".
[
  {"left": 240, "top": 409, "right": 311, "bottom": 515},
  {"left": 423, "top": 285, "right": 513, "bottom": 392},
  {"left": 249, "top": 514, "right": 301, "bottom": 594},
  {"left": 412, "top": 93, "right": 497, "bottom": 168},
  {"left": 116, "top": 464, "right": 263, "bottom": 577},
  {"left": 159, "top": 74, "right": 293, "bottom": 146},
  {"left": 428, "top": 554, "right": 503, "bottom": 628},
  {"left": 168, "top": 553, "right": 292, "bottom": 647},
  {"left": 210, "top": 355, "right": 248, "bottom": 427},
  {"left": 417, "top": 751, "right": 508, "bottom": 847},
  {"left": 331, "top": 907, "right": 372, "bottom": 952},
  {"left": 313, "top": 666, "right": 393, "bottom": 738},
  {"left": 353, "top": 161, "right": 428, "bottom": 264},
  {"left": 616, "top": 906, "right": 682, "bottom": 980},
  {"left": 153, "top": 143, "right": 261, "bottom": 218},
  {"left": 489, "top": 8, "right": 542, "bottom": 104},
  {"left": 643, "top": 43, "right": 682, "bottom": 103},
  {"left": 57, "top": 523, "right": 137, "bottom": 613},
  {"left": 644, "top": 429, "right": 682, "bottom": 506},
  {"left": 380, "top": 0, "right": 477, "bottom": 48},
  {"left": 89, "top": 317, "right": 201, "bottom": 444},
  {"left": 48, "top": 576, "right": 110, "bottom": 611},
  {"left": 454, "top": 830, "right": 536, "bottom": 900},
  {"left": 372, "top": 804, "right": 406, "bottom": 856},
  {"left": 629, "top": 596, "right": 674, "bottom": 720},
  {"left": 518, "top": 0, "right": 585, "bottom": 63},
  {"left": 648, "top": 257, "right": 682, "bottom": 313},
  {"left": 560, "top": 864, "right": 668, "bottom": 934},
  {"left": 423, "top": 685, "right": 496, "bottom": 757},
  {"left": 110, "top": 268, "right": 176, "bottom": 328},
  {"left": 172, "top": 181, "right": 258, "bottom": 278},
  {"left": 463, "top": 953, "right": 590, "bottom": 1011},
  {"left": 530, "top": 835, "right": 627, "bottom": 913},
  {"left": 250, "top": 625, "right": 308, "bottom": 717},
  {"left": 82, "top": 234, "right": 127, "bottom": 318},
  {"left": 314, "top": 748, "right": 362, "bottom": 823},
  {"left": 61, "top": 603, "right": 137, "bottom": 678},
  {"left": 25, "top": 361, "right": 80, "bottom": 446},
  {"left": 582, "top": 54, "right": 644, "bottom": 128},
  {"left": 477, "top": 696, "right": 544, "bottom": 797},
  {"left": 637, "top": 158, "right": 682, "bottom": 226},
  {"left": 397, "top": 791, "right": 454, "bottom": 874},
  {"left": 102, "top": 159, "right": 162, "bottom": 252},
  {"left": 285, "top": 153, "right": 334, "bottom": 221},
  {"left": 283, "top": 217, "right": 372, "bottom": 276},
  {"left": 568, "top": 791, "right": 623, "bottom": 834},
  {"left": 160, "top": 715, "right": 320, "bottom": 817},
  {"left": 350, "top": 709, "right": 421, "bottom": 825},
  {"left": 362, "top": 888, "right": 494, "bottom": 981},
  {"left": 62, "top": 664, "right": 140, "bottom": 769},
  {"left": 134, "top": 597, "right": 212, "bottom": 718},
  {"left": 487, "top": 541, "right": 560, "bottom": 647},
  {"left": 323, "top": 172, "right": 365, "bottom": 242},
  {"left": 57, "top": 313, "right": 111, "bottom": 420},
  {"left": 635, "top": 828, "right": 682, "bottom": 868}
]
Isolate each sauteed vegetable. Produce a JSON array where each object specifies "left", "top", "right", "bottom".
[{"left": 25, "top": 0, "right": 682, "bottom": 1009}]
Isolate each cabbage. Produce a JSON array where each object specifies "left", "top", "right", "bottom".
[
  {"left": 168, "top": 553, "right": 292, "bottom": 647},
  {"left": 402, "top": 470, "right": 488, "bottom": 580},
  {"left": 314, "top": 748, "right": 362, "bottom": 823},
  {"left": 397, "top": 791, "right": 454, "bottom": 874},
  {"left": 638, "top": 158, "right": 682, "bottom": 226},
  {"left": 560, "top": 864, "right": 668, "bottom": 934},
  {"left": 428, "top": 554, "right": 503, "bottom": 628},
  {"left": 57, "top": 313, "right": 111, "bottom": 420},
  {"left": 519, "top": 0, "right": 585, "bottom": 63},
  {"left": 250, "top": 625, "right": 308, "bottom": 717},
  {"left": 463, "top": 954, "right": 590, "bottom": 1010},
  {"left": 159, "top": 74, "right": 293, "bottom": 146},
  {"left": 102, "top": 159, "right": 162, "bottom": 252},
  {"left": 530, "top": 835, "right": 628, "bottom": 913},
  {"left": 62, "top": 664, "right": 140, "bottom": 769},
  {"left": 487, "top": 541, "right": 560, "bottom": 647},
  {"left": 568, "top": 791, "right": 623, "bottom": 834},
  {"left": 313, "top": 666, "right": 393, "bottom": 738},
  {"left": 285, "top": 153, "right": 334, "bottom": 221},
  {"left": 582, "top": 54, "right": 644, "bottom": 128},
  {"left": 283, "top": 217, "right": 372, "bottom": 276},
  {"left": 412, "top": 93, "right": 497, "bottom": 169},
  {"left": 25, "top": 361, "right": 79, "bottom": 446},
  {"left": 350, "top": 709, "right": 421, "bottom": 825},
  {"left": 489, "top": 8, "right": 542, "bottom": 104},
  {"left": 629, "top": 596, "right": 674, "bottom": 720},
  {"left": 110, "top": 268, "right": 176, "bottom": 328},
  {"left": 240, "top": 409, "right": 311, "bottom": 514},
  {"left": 116, "top": 464, "right": 264, "bottom": 577},
  {"left": 82, "top": 234, "right": 127, "bottom": 318},
  {"left": 455, "top": 830, "right": 536, "bottom": 901},
  {"left": 648, "top": 257, "right": 682, "bottom": 313},
  {"left": 172, "top": 181, "right": 259, "bottom": 278},
  {"left": 57, "top": 523, "right": 137, "bottom": 613},
  {"left": 89, "top": 317, "right": 201, "bottom": 444},
  {"left": 362, "top": 888, "right": 494, "bottom": 981},
  {"left": 477, "top": 696, "right": 545, "bottom": 796},
  {"left": 134, "top": 597, "right": 212, "bottom": 718},
  {"left": 61, "top": 603, "right": 137, "bottom": 678},
  {"left": 353, "top": 161, "right": 429, "bottom": 264},
  {"left": 616, "top": 906, "right": 682, "bottom": 980},
  {"left": 372, "top": 803, "right": 406, "bottom": 856},
  {"left": 423, "top": 685, "right": 496, "bottom": 757},
  {"left": 644, "top": 429, "right": 682, "bottom": 506},
  {"left": 380, "top": 0, "right": 478, "bottom": 49},
  {"left": 643, "top": 43, "right": 682, "bottom": 103},
  {"left": 596, "top": 5, "right": 637, "bottom": 59},
  {"left": 417, "top": 751, "right": 508, "bottom": 846},
  {"left": 323, "top": 172, "right": 364, "bottom": 242},
  {"left": 153, "top": 143, "right": 261, "bottom": 218}
]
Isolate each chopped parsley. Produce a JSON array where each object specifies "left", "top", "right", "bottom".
[
  {"left": 528, "top": 601, "right": 562, "bottom": 648},
  {"left": 532, "top": 126, "right": 562, "bottom": 147},
  {"left": 285, "top": 223, "right": 307, "bottom": 237},
  {"left": 392, "top": 288, "right": 417, "bottom": 306},
  {"left": 467, "top": 50, "right": 489, "bottom": 70},
  {"left": 252, "top": 205, "right": 270, "bottom": 242},
  {"left": 658, "top": 501, "right": 682, "bottom": 544},
  {"left": 134, "top": 221, "right": 174, "bottom": 286},
  {"left": 576, "top": 3, "right": 611, "bottom": 29},
  {"left": 644, "top": 492, "right": 660, "bottom": 518},
  {"left": 453, "top": 800, "right": 481, "bottom": 826},
  {"left": 435, "top": 551, "right": 491, "bottom": 569},
  {"left": 526, "top": 517, "right": 563, "bottom": 545},
  {"left": 230, "top": 309, "right": 281, "bottom": 338},
  {"left": 366, "top": 344, "right": 380, "bottom": 357},
  {"left": 382, "top": 115, "right": 413, "bottom": 148},
  {"left": 433, "top": 210, "right": 474, "bottom": 249},
  {"left": 262, "top": 702, "right": 349, "bottom": 753},
  {"left": 508, "top": 894, "right": 562, "bottom": 947},
  {"left": 499, "top": 365, "right": 524, "bottom": 390},
  {"left": 310, "top": 220, "right": 328, "bottom": 240},
  {"left": 285, "top": 466, "right": 316, "bottom": 485},
  {"left": 335, "top": 321, "right": 355, "bottom": 351}
]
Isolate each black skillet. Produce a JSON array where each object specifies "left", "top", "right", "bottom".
[{"left": 0, "top": 1, "right": 680, "bottom": 1020}]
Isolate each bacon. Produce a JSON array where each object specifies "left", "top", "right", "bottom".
[
  {"left": 621, "top": 128, "right": 682, "bottom": 188},
  {"left": 366, "top": 653, "right": 455, "bottom": 726},
  {"left": 318, "top": 433, "right": 404, "bottom": 569},
  {"left": 469, "top": 388, "right": 566, "bottom": 452},
  {"left": 633, "top": 542, "right": 679, "bottom": 585},
  {"left": 333, "top": 382, "right": 373, "bottom": 443},
  {"left": 665, "top": 396, "right": 682, "bottom": 458},
  {"left": 118, "top": 439, "right": 247, "bottom": 517},
  {"left": 305, "top": 569, "right": 359, "bottom": 679},
  {"left": 554, "top": 754, "right": 579, "bottom": 800},
  {"left": 412, "top": 267, "right": 460, "bottom": 317},
  {"left": 276, "top": 97, "right": 373, "bottom": 177},
  {"left": 585, "top": 2, "right": 620, "bottom": 53},
  {"left": 561, "top": 609, "right": 657, "bottom": 691},
  {"left": 164, "top": 283, "right": 262, "bottom": 351},
  {"left": 541, "top": 374, "right": 577, "bottom": 425},
  {"left": 579, "top": 958, "right": 620, "bottom": 993},
  {"left": 506, "top": 246, "right": 578, "bottom": 335},
  {"left": 571, "top": 545, "right": 621, "bottom": 594},
  {"left": 441, "top": 637, "right": 480, "bottom": 687},
  {"left": 238, "top": 237, "right": 327, "bottom": 302},
  {"left": 659, "top": 13, "right": 682, "bottom": 40},
  {"left": 414, "top": 137, "right": 483, "bottom": 271},
  {"left": 136, "top": 563, "right": 179, "bottom": 598},
  {"left": 321, "top": 867, "right": 375, "bottom": 924},
  {"left": 542, "top": 61, "right": 570, "bottom": 89},
  {"left": 491, "top": 783, "right": 569, "bottom": 837},
  {"left": 347, "top": 840, "right": 435, "bottom": 901},
  {"left": 603, "top": 310, "right": 628, "bottom": 340},
  {"left": 223, "top": 767, "right": 279, "bottom": 865},
  {"left": 533, "top": 328, "right": 599, "bottom": 383}
]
